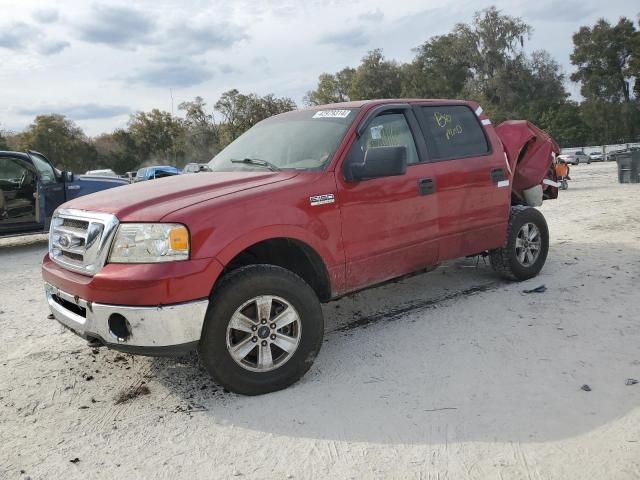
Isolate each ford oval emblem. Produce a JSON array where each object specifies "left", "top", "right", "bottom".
[{"left": 58, "top": 235, "right": 70, "bottom": 248}]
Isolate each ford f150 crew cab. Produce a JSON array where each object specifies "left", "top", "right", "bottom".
[{"left": 42, "top": 99, "right": 560, "bottom": 395}]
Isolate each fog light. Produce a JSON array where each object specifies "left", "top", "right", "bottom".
[{"left": 108, "top": 313, "right": 131, "bottom": 341}]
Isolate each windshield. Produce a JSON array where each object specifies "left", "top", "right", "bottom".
[{"left": 208, "top": 108, "right": 359, "bottom": 172}]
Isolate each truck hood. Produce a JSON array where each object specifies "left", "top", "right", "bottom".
[
  {"left": 62, "top": 171, "right": 298, "bottom": 221},
  {"left": 495, "top": 120, "right": 560, "bottom": 198}
]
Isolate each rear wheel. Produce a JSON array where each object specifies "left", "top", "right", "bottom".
[
  {"left": 199, "top": 265, "right": 324, "bottom": 395},
  {"left": 489, "top": 206, "right": 549, "bottom": 281}
]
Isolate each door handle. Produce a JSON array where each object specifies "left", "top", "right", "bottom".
[
  {"left": 490, "top": 168, "right": 505, "bottom": 183},
  {"left": 418, "top": 178, "right": 435, "bottom": 196}
]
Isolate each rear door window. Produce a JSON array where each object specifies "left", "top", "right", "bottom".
[{"left": 420, "top": 105, "right": 489, "bottom": 161}]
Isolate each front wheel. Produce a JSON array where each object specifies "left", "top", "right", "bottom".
[
  {"left": 199, "top": 265, "right": 324, "bottom": 395},
  {"left": 489, "top": 206, "right": 549, "bottom": 281}
]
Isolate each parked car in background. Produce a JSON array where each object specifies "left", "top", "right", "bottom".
[
  {"left": 605, "top": 149, "right": 626, "bottom": 161},
  {"left": 588, "top": 151, "right": 603, "bottom": 162},
  {"left": 85, "top": 169, "right": 118, "bottom": 177},
  {"left": 183, "top": 163, "right": 213, "bottom": 174},
  {"left": 134, "top": 166, "right": 180, "bottom": 182},
  {"left": 1, "top": 150, "right": 127, "bottom": 237},
  {"left": 42, "top": 99, "right": 560, "bottom": 395},
  {"left": 558, "top": 151, "right": 590, "bottom": 165}
]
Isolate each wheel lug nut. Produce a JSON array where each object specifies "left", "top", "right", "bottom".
[
  {"left": 261, "top": 319, "right": 267, "bottom": 325},
  {"left": 261, "top": 340, "right": 267, "bottom": 346},
  {"left": 270, "top": 323, "right": 276, "bottom": 329},
  {"left": 270, "top": 334, "right": 276, "bottom": 340},
  {"left": 252, "top": 336, "right": 257, "bottom": 343},
  {"left": 251, "top": 326, "right": 257, "bottom": 332}
]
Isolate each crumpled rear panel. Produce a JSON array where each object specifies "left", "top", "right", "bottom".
[{"left": 495, "top": 120, "right": 559, "bottom": 199}]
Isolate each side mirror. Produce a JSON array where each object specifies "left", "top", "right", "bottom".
[
  {"left": 348, "top": 146, "right": 407, "bottom": 181},
  {"left": 63, "top": 171, "right": 74, "bottom": 182}
]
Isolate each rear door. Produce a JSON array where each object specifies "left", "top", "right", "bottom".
[
  {"left": 414, "top": 103, "right": 510, "bottom": 261},
  {"left": 337, "top": 105, "right": 439, "bottom": 291}
]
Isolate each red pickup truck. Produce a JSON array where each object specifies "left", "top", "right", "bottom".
[{"left": 42, "top": 99, "right": 559, "bottom": 395}]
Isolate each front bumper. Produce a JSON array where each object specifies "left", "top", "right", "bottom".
[{"left": 45, "top": 282, "right": 208, "bottom": 356}]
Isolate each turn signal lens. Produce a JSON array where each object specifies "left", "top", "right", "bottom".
[{"left": 169, "top": 226, "right": 189, "bottom": 251}]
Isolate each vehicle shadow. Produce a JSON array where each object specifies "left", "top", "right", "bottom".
[{"left": 149, "top": 241, "right": 640, "bottom": 445}]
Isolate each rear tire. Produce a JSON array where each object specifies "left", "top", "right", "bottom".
[
  {"left": 199, "top": 265, "right": 324, "bottom": 395},
  {"left": 489, "top": 206, "right": 549, "bottom": 281}
]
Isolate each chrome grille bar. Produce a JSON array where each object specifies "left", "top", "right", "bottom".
[{"left": 49, "top": 208, "right": 119, "bottom": 276}]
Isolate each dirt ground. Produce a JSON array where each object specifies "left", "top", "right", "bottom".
[{"left": 1, "top": 162, "right": 639, "bottom": 480}]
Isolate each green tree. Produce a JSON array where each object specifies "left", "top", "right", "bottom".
[
  {"left": 348, "top": 49, "right": 403, "bottom": 100},
  {"left": 539, "top": 101, "right": 591, "bottom": 147},
  {"left": 0, "top": 129, "right": 8, "bottom": 150},
  {"left": 215, "top": 90, "right": 296, "bottom": 146},
  {"left": 403, "top": 33, "right": 471, "bottom": 98},
  {"left": 127, "top": 109, "right": 187, "bottom": 166},
  {"left": 571, "top": 18, "right": 638, "bottom": 102},
  {"left": 94, "top": 129, "right": 139, "bottom": 174},
  {"left": 304, "top": 68, "right": 355, "bottom": 106},
  {"left": 455, "top": 6, "right": 531, "bottom": 100},
  {"left": 14, "top": 114, "right": 97, "bottom": 172},
  {"left": 179, "top": 96, "right": 219, "bottom": 162}
]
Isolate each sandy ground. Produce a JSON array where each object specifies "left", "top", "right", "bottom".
[{"left": 1, "top": 161, "right": 639, "bottom": 480}]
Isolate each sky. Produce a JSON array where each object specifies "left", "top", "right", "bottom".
[{"left": 0, "top": 0, "right": 637, "bottom": 136}]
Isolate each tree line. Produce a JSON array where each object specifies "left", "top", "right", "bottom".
[
  {"left": 1, "top": 7, "right": 639, "bottom": 174},
  {"left": 0, "top": 90, "right": 296, "bottom": 174},
  {"left": 304, "top": 7, "right": 640, "bottom": 149}
]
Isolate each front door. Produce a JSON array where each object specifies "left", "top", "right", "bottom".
[
  {"left": 28, "top": 152, "right": 65, "bottom": 230},
  {"left": 0, "top": 155, "right": 39, "bottom": 234},
  {"left": 337, "top": 107, "right": 439, "bottom": 292}
]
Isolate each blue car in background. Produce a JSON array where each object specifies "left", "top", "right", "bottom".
[
  {"left": 0, "top": 150, "right": 127, "bottom": 237},
  {"left": 134, "top": 165, "right": 180, "bottom": 182}
]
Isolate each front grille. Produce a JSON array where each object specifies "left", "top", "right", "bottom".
[
  {"left": 62, "top": 218, "right": 89, "bottom": 230},
  {"left": 61, "top": 251, "right": 83, "bottom": 262},
  {"left": 49, "top": 209, "right": 119, "bottom": 276}
]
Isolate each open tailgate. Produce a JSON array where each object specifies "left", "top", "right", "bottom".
[{"left": 495, "top": 120, "right": 560, "bottom": 202}]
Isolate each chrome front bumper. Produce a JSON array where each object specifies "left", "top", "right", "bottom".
[{"left": 44, "top": 283, "right": 208, "bottom": 355}]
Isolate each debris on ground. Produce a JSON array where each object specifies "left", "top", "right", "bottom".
[
  {"left": 84, "top": 375, "right": 94, "bottom": 381},
  {"left": 523, "top": 285, "right": 547, "bottom": 294},
  {"left": 69, "top": 458, "right": 80, "bottom": 464},
  {"left": 626, "top": 378, "right": 639, "bottom": 386},
  {"left": 581, "top": 384, "right": 592, "bottom": 392},
  {"left": 114, "top": 384, "right": 150, "bottom": 404}
]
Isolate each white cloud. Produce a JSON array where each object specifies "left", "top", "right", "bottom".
[{"left": 0, "top": 0, "right": 634, "bottom": 136}]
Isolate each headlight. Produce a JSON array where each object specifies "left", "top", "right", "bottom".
[{"left": 108, "top": 223, "right": 189, "bottom": 263}]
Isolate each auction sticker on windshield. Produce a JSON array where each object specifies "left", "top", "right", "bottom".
[{"left": 312, "top": 109, "right": 351, "bottom": 119}]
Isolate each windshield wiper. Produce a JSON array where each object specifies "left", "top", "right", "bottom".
[{"left": 230, "top": 158, "right": 280, "bottom": 171}]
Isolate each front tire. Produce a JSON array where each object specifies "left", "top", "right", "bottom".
[
  {"left": 199, "top": 265, "right": 324, "bottom": 395},
  {"left": 489, "top": 206, "right": 549, "bottom": 281}
]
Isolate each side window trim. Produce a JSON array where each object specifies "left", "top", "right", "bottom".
[{"left": 413, "top": 104, "right": 493, "bottom": 163}]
